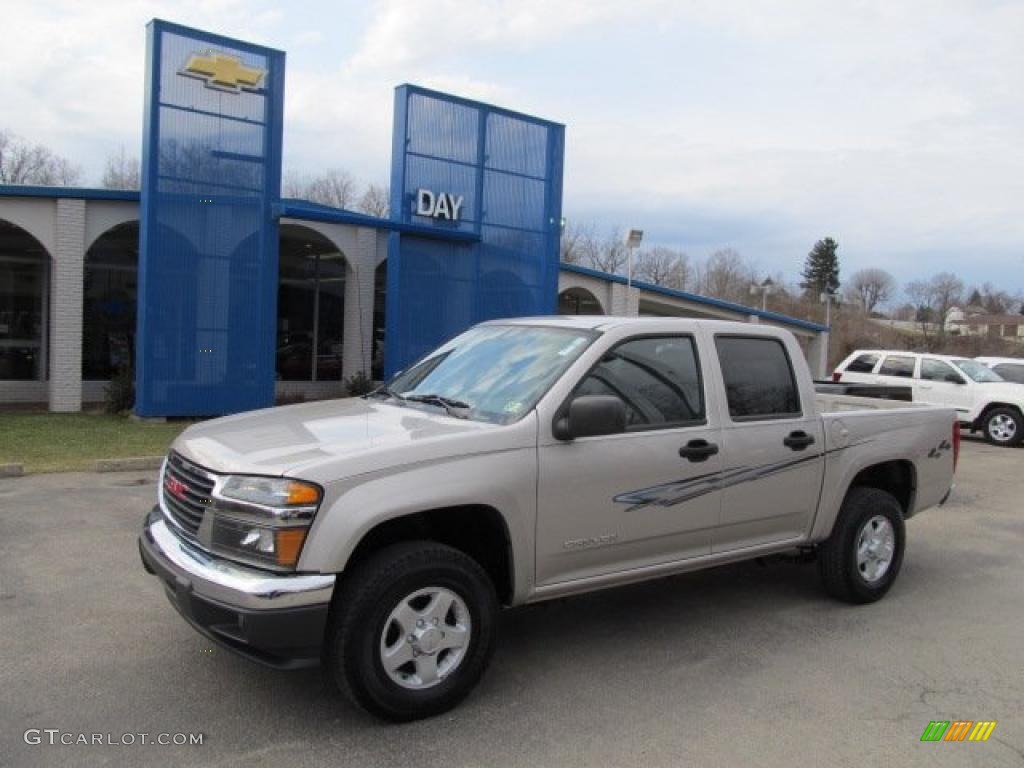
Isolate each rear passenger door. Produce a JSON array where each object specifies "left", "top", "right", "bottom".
[
  {"left": 710, "top": 334, "right": 825, "bottom": 552},
  {"left": 875, "top": 354, "right": 917, "bottom": 385}
]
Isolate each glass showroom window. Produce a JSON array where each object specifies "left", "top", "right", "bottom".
[
  {"left": 277, "top": 229, "right": 346, "bottom": 382},
  {"left": 0, "top": 221, "right": 49, "bottom": 381},
  {"left": 83, "top": 222, "right": 138, "bottom": 379}
]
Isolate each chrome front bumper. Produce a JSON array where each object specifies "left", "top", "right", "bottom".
[{"left": 139, "top": 507, "right": 336, "bottom": 667}]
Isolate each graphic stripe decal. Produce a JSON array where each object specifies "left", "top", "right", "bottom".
[{"left": 613, "top": 440, "right": 874, "bottom": 513}]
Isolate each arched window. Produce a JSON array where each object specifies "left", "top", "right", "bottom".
[
  {"left": 83, "top": 221, "right": 139, "bottom": 379},
  {"left": 0, "top": 220, "right": 50, "bottom": 381},
  {"left": 277, "top": 225, "right": 347, "bottom": 381},
  {"left": 558, "top": 287, "right": 604, "bottom": 315}
]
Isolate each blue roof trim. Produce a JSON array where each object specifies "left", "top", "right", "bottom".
[
  {"left": 0, "top": 185, "right": 139, "bottom": 201},
  {"left": 560, "top": 262, "right": 829, "bottom": 332},
  {"left": 274, "top": 200, "right": 480, "bottom": 243}
]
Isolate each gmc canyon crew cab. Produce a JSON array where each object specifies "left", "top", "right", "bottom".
[
  {"left": 834, "top": 349, "right": 1024, "bottom": 447},
  {"left": 140, "top": 318, "right": 958, "bottom": 721}
]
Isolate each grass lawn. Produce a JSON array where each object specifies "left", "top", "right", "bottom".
[{"left": 0, "top": 412, "right": 194, "bottom": 473}]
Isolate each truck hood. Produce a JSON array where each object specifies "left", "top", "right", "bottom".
[{"left": 172, "top": 397, "right": 505, "bottom": 479}]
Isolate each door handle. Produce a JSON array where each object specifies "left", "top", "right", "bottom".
[
  {"left": 679, "top": 439, "right": 719, "bottom": 462},
  {"left": 783, "top": 431, "right": 816, "bottom": 451}
]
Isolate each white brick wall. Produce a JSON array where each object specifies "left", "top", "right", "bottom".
[
  {"left": 341, "top": 227, "right": 379, "bottom": 380},
  {"left": 48, "top": 199, "right": 86, "bottom": 412}
]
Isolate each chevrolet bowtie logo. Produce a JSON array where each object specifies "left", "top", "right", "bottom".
[{"left": 180, "top": 51, "right": 266, "bottom": 94}]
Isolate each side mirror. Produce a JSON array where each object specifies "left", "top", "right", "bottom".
[
  {"left": 945, "top": 373, "right": 965, "bottom": 384},
  {"left": 553, "top": 395, "right": 627, "bottom": 441}
]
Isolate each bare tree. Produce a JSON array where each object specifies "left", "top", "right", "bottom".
[
  {"left": 636, "top": 247, "right": 690, "bottom": 290},
  {"left": 357, "top": 184, "right": 389, "bottom": 217},
  {"left": 845, "top": 268, "right": 895, "bottom": 314},
  {"left": 559, "top": 220, "right": 595, "bottom": 265},
  {"left": 702, "top": 248, "right": 755, "bottom": 304},
  {"left": 589, "top": 228, "right": 629, "bottom": 275},
  {"left": 101, "top": 146, "right": 140, "bottom": 190},
  {"left": 283, "top": 169, "right": 358, "bottom": 209},
  {"left": 906, "top": 272, "right": 964, "bottom": 348},
  {"left": 0, "top": 129, "right": 81, "bottom": 185}
]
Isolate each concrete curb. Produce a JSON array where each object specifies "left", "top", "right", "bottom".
[
  {"left": 94, "top": 457, "right": 164, "bottom": 473},
  {"left": 0, "top": 463, "right": 25, "bottom": 478}
]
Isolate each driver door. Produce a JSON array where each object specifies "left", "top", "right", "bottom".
[{"left": 536, "top": 334, "right": 722, "bottom": 587}]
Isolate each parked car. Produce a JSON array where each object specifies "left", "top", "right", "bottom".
[
  {"left": 834, "top": 349, "right": 1024, "bottom": 446},
  {"left": 976, "top": 356, "right": 1024, "bottom": 385},
  {"left": 140, "top": 318, "right": 958, "bottom": 721}
]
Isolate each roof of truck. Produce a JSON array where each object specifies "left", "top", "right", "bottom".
[{"left": 484, "top": 315, "right": 790, "bottom": 334}]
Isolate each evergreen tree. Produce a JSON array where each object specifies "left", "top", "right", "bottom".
[{"left": 801, "top": 237, "right": 840, "bottom": 298}]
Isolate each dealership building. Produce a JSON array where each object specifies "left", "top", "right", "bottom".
[{"left": 0, "top": 20, "right": 828, "bottom": 415}]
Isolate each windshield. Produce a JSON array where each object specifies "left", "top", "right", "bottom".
[
  {"left": 953, "top": 359, "right": 1004, "bottom": 383},
  {"left": 385, "top": 324, "right": 597, "bottom": 424}
]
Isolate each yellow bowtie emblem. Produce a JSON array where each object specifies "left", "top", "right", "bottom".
[{"left": 181, "top": 52, "right": 265, "bottom": 93}]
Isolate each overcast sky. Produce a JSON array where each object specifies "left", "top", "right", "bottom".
[{"left": 2, "top": 0, "right": 1022, "bottom": 290}]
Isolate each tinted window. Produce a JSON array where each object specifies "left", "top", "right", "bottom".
[
  {"left": 716, "top": 336, "right": 801, "bottom": 420},
  {"left": 576, "top": 336, "right": 704, "bottom": 428},
  {"left": 920, "top": 359, "right": 962, "bottom": 383},
  {"left": 846, "top": 353, "right": 879, "bottom": 373},
  {"left": 994, "top": 364, "right": 1024, "bottom": 384},
  {"left": 879, "top": 355, "right": 915, "bottom": 378}
]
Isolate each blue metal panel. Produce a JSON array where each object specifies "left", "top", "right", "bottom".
[
  {"left": 385, "top": 86, "right": 565, "bottom": 376},
  {"left": 136, "top": 20, "right": 284, "bottom": 416}
]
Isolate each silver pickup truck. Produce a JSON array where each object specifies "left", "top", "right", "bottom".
[{"left": 139, "top": 317, "right": 958, "bottom": 721}]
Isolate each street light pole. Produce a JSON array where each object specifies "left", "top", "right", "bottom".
[
  {"left": 624, "top": 229, "right": 643, "bottom": 315},
  {"left": 820, "top": 290, "right": 837, "bottom": 368}
]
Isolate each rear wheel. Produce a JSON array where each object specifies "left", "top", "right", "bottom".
[
  {"left": 325, "top": 541, "right": 498, "bottom": 721},
  {"left": 818, "top": 487, "right": 905, "bottom": 604},
  {"left": 982, "top": 407, "right": 1022, "bottom": 447}
]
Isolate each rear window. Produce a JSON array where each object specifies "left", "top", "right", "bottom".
[
  {"left": 845, "top": 353, "right": 879, "bottom": 373},
  {"left": 994, "top": 363, "right": 1024, "bottom": 384},
  {"left": 716, "top": 336, "right": 801, "bottom": 420},
  {"left": 878, "top": 355, "right": 915, "bottom": 378}
]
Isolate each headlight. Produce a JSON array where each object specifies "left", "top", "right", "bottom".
[
  {"left": 208, "top": 476, "right": 322, "bottom": 570},
  {"left": 219, "top": 476, "right": 321, "bottom": 508}
]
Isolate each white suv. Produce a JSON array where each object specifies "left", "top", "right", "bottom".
[
  {"left": 976, "top": 356, "right": 1024, "bottom": 385},
  {"left": 834, "top": 350, "right": 1024, "bottom": 447}
]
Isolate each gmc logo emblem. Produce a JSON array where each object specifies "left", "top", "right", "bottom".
[{"left": 164, "top": 475, "right": 188, "bottom": 501}]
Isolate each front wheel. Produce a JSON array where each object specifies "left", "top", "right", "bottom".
[
  {"left": 982, "top": 407, "right": 1023, "bottom": 447},
  {"left": 325, "top": 541, "right": 498, "bottom": 721},
  {"left": 818, "top": 487, "right": 905, "bottom": 604}
]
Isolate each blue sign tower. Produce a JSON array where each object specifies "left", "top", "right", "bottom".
[
  {"left": 385, "top": 86, "right": 565, "bottom": 377},
  {"left": 136, "top": 20, "right": 285, "bottom": 416}
]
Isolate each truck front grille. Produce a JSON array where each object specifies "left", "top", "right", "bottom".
[{"left": 161, "top": 451, "right": 217, "bottom": 538}]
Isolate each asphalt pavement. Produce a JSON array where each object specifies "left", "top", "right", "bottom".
[{"left": 1, "top": 438, "right": 1022, "bottom": 767}]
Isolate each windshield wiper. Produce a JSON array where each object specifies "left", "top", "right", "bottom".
[
  {"left": 405, "top": 393, "right": 471, "bottom": 418},
  {"left": 366, "top": 385, "right": 407, "bottom": 403}
]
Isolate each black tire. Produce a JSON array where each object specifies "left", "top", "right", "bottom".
[
  {"left": 818, "top": 487, "right": 905, "bottom": 604},
  {"left": 981, "top": 406, "right": 1023, "bottom": 447},
  {"left": 325, "top": 541, "right": 498, "bottom": 721}
]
